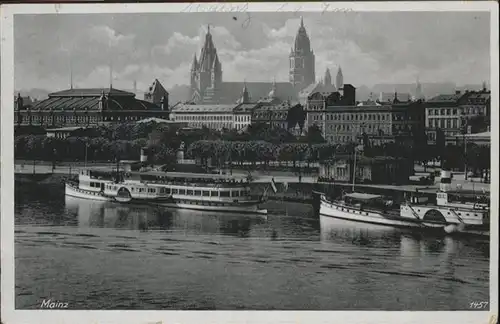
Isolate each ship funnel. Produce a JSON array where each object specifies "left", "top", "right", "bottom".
[
  {"left": 440, "top": 170, "right": 452, "bottom": 192},
  {"left": 140, "top": 148, "right": 148, "bottom": 163}
]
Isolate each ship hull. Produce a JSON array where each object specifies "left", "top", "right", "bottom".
[
  {"left": 155, "top": 200, "right": 267, "bottom": 215},
  {"left": 65, "top": 182, "right": 267, "bottom": 215},
  {"left": 319, "top": 195, "right": 422, "bottom": 228}
]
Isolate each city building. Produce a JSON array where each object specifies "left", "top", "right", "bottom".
[
  {"left": 319, "top": 155, "right": 413, "bottom": 185},
  {"left": 13, "top": 94, "right": 35, "bottom": 109},
  {"left": 445, "top": 130, "right": 491, "bottom": 146},
  {"left": 144, "top": 79, "right": 169, "bottom": 106},
  {"left": 320, "top": 99, "right": 425, "bottom": 145},
  {"left": 425, "top": 88, "right": 490, "bottom": 141},
  {"left": 189, "top": 19, "right": 316, "bottom": 105},
  {"left": 14, "top": 87, "right": 170, "bottom": 128},
  {"left": 297, "top": 68, "right": 337, "bottom": 105},
  {"left": 304, "top": 84, "right": 361, "bottom": 138},
  {"left": 169, "top": 103, "right": 238, "bottom": 130},
  {"left": 234, "top": 103, "right": 258, "bottom": 131},
  {"left": 251, "top": 101, "right": 304, "bottom": 133}
]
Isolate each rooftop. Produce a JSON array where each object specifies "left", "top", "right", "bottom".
[
  {"left": 427, "top": 93, "right": 462, "bottom": 103},
  {"left": 172, "top": 103, "right": 238, "bottom": 113},
  {"left": 30, "top": 89, "right": 161, "bottom": 111},
  {"left": 136, "top": 117, "right": 177, "bottom": 124},
  {"left": 345, "top": 192, "right": 383, "bottom": 200},
  {"left": 49, "top": 88, "right": 135, "bottom": 98}
]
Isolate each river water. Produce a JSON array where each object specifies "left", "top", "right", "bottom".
[{"left": 14, "top": 182, "right": 490, "bottom": 310}]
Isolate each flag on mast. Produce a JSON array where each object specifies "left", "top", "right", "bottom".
[{"left": 271, "top": 177, "right": 278, "bottom": 193}]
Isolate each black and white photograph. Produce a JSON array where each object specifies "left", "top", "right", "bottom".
[{"left": 1, "top": 2, "right": 498, "bottom": 324}]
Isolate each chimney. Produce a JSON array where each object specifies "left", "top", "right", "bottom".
[
  {"left": 161, "top": 94, "right": 169, "bottom": 111},
  {"left": 140, "top": 147, "right": 148, "bottom": 163}
]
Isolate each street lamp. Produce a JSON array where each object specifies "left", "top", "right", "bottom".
[{"left": 84, "top": 141, "right": 89, "bottom": 169}]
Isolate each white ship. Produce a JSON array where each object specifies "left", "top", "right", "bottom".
[
  {"left": 319, "top": 165, "right": 489, "bottom": 235},
  {"left": 399, "top": 170, "right": 489, "bottom": 235},
  {"left": 65, "top": 168, "right": 268, "bottom": 215}
]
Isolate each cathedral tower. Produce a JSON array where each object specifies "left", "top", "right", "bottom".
[
  {"left": 336, "top": 66, "right": 343, "bottom": 90},
  {"left": 190, "top": 26, "right": 223, "bottom": 103},
  {"left": 324, "top": 68, "right": 332, "bottom": 86},
  {"left": 289, "top": 17, "right": 315, "bottom": 91}
]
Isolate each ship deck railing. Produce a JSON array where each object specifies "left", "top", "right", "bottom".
[{"left": 131, "top": 179, "right": 250, "bottom": 188}]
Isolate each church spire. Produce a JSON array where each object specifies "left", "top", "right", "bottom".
[
  {"left": 336, "top": 66, "right": 343, "bottom": 89},
  {"left": 324, "top": 68, "right": 332, "bottom": 86},
  {"left": 191, "top": 53, "right": 198, "bottom": 71},
  {"left": 240, "top": 80, "right": 250, "bottom": 104},
  {"left": 300, "top": 16, "right": 304, "bottom": 28},
  {"left": 109, "top": 61, "right": 113, "bottom": 89}
]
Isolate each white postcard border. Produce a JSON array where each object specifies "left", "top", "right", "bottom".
[{"left": 1, "top": 2, "right": 498, "bottom": 324}]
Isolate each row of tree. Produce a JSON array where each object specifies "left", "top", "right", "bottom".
[
  {"left": 14, "top": 121, "right": 490, "bottom": 179},
  {"left": 15, "top": 135, "right": 176, "bottom": 165}
]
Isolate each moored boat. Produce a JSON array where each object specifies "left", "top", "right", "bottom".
[
  {"left": 65, "top": 168, "right": 268, "bottom": 215},
  {"left": 124, "top": 170, "right": 268, "bottom": 215},
  {"left": 65, "top": 169, "right": 173, "bottom": 204},
  {"left": 319, "top": 170, "right": 490, "bottom": 236}
]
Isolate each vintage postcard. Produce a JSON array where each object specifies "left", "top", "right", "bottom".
[{"left": 1, "top": 2, "right": 498, "bottom": 324}]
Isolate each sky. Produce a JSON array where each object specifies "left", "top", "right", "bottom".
[{"left": 14, "top": 11, "right": 491, "bottom": 92}]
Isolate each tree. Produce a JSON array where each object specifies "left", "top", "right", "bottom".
[{"left": 303, "top": 125, "right": 326, "bottom": 144}]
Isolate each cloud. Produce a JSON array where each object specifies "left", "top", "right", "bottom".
[{"left": 14, "top": 12, "right": 491, "bottom": 93}]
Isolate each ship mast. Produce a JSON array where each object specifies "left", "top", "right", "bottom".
[{"left": 352, "top": 146, "right": 357, "bottom": 192}]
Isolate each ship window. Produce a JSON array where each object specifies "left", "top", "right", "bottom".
[
  {"left": 202, "top": 191, "right": 210, "bottom": 197},
  {"left": 233, "top": 191, "right": 240, "bottom": 197},
  {"left": 220, "top": 191, "right": 230, "bottom": 197},
  {"left": 172, "top": 189, "right": 178, "bottom": 194},
  {"left": 458, "top": 213, "right": 461, "bottom": 215},
  {"left": 179, "top": 189, "right": 186, "bottom": 195},
  {"left": 211, "top": 191, "right": 218, "bottom": 197},
  {"left": 194, "top": 190, "right": 201, "bottom": 196},
  {"left": 165, "top": 188, "right": 171, "bottom": 194},
  {"left": 466, "top": 213, "right": 470, "bottom": 216},
  {"left": 187, "top": 190, "right": 193, "bottom": 195},
  {"left": 159, "top": 188, "right": 164, "bottom": 193}
]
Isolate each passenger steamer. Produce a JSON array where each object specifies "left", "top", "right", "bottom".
[
  {"left": 65, "top": 169, "right": 268, "bottom": 215},
  {"left": 319, "top": 170, "right": 490, "bottom": 236}
]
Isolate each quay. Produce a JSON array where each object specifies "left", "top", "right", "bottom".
[{"left": 15, "top": 163, "right": 490, "bottom": 203}]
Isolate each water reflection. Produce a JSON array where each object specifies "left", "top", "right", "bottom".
[
  {"left": 64, "top": 196, "right": 268, "bottom": 236},
  {"left": 319, "top": 215, "right": 402, "bottom": 249}
]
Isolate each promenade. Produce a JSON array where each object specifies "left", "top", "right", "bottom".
[{"left": 14, "top": 162, "right": 490, "bottom": 194}]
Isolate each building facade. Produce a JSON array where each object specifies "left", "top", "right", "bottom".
[
  {"left": 320, "top": 99, "right": 425, "bottom": 144},
  {"left": 144, "top": 79, "right": 169, "bottom": 106},
  {"left": 189, "top": 20, "right": 316, "bottom": 105},
  {"left": 425, "top": 88, "right": 490, "bottom": 141},
  {"left": 319, "top": 156, "right": 412, "bottom": 185},
  {"left": 170, "top": 104, "right": 238, "bottom": 130},
  {"left": 14, "top": 88, "right": 169, "bottom": 128}
]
